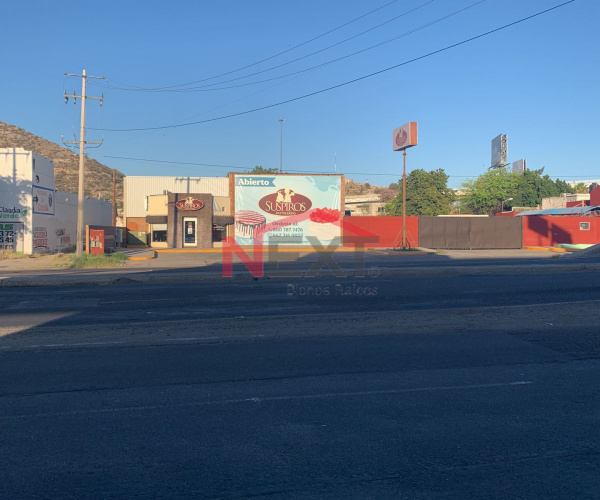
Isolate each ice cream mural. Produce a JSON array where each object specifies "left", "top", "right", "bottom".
[{"left": 233, "top": 174, "right": 342, "bottom": 245}]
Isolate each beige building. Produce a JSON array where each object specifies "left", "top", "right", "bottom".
[
  {"left": 541, "top": 193, "right": 590, "bottom": 210},
  {"left": 124, "top": 176, "right": 232, "bottom": 248},
  {"left": 344, "top": 195, "right": 385, "bottom": 216}
]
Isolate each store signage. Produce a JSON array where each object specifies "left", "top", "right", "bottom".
[
  {"left": 236, "top": 176, "right": 276, "bottom": 187},
  {"left": 32, "top": 186, "right": 55, "bottom": 215},
  {"left": 175, "top": 197, "right": 204, "bottom": 211},
  {"left": 392, "top": 122, "right": 418, "bottom": 151},
  {"left": 258, "top": 189, "right": 312, "bottom": 216},
  {"left": 0, "top": 206, "right": 28, "bottom": 219}
]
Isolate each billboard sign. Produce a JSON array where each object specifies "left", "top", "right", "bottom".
[
  {"left": 234, "top": 174, "right": 342, "bottom": 245},
  {"left": 491, "top": 134, "right": 507, "bottom": 168},
  {"left": 392, "top": 122, "right": 418, "bottom": 151},
  {"left": 512, "top": 159, "right": 526, "bottom": 174}
]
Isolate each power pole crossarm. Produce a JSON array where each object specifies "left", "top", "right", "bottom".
[{"left": 62, "top": 69, "right": 106, "bottom": 258}]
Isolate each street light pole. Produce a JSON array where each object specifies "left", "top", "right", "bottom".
[
  {"left": 501, "top": 197, "right": 514, "bottom": 212},
  {"left": 278, "top": 118, "right": 285, "bottom": 173}
]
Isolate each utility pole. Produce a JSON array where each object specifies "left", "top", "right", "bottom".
[{"left": 63, "top": 69, "right": 105, "bottom": 257}]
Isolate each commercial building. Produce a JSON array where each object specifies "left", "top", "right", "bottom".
[
  {"left": 123, "top": 173, "right": 345, "bottom": 248},
  {"left": 124, "top": 176, "right": 231, "bottom": 248},
  {"left": 0, "top": 148, "right": 111, "bottom": 254}
]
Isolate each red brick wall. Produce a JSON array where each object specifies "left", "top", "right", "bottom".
[
  {"left": 522, "top": 216, "right": 600, "bottom": 246},
  {"left": 342, "top": 216, "right": 419, "bottom": 248},
  {"left": 126, "top": 217, "right": 148, "bottom": 232}
]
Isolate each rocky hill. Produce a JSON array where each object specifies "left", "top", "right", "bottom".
[{"left": 0, "top": 121, "right": 124, "bottom": 208}]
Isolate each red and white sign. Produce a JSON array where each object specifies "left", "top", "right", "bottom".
[
  {"left": 90, "top": 229, "right": 104, "bottom": 255},
  {"left": 393, "top": 122, "right": 418, "bottom": 151},
  {"left": 175, "top": 197, "right": 204, "bottom": 211},
  {"left": 258, "top": 189, "right": 312, "bottom": 216}
]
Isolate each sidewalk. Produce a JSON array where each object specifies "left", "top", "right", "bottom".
[{"left": 1, "top": 247, "right": 599, "bottom": 288}]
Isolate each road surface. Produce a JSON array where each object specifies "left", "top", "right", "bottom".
[{"left": 1, "top": 266, "right": 599, "bottom": 498}]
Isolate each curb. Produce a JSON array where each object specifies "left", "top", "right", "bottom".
[
  {"left": 2, "top": 261, "right": 600, "bottom": 288},
  {"left": 155, "top": 247, "right": 359, "bottom": 254},
  {"left": 524, "top": 246, "right": 570, "bottom": 253},
  {"left": 127, "top": 250, "right": 157, "bottom": 261}
]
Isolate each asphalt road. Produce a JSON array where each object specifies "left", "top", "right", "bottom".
[{"left": 1, "top": 267, "right": 599, "bottom": 498}]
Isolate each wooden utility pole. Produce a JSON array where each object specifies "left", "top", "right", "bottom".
[{"left": 63, "top": 70, "right": 105, "bottom": 257}]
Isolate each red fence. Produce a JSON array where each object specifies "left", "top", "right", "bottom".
[
  {"left": 342, "top": 216, "right": 419, "bottom": 248},
  {"left": 522, "top": 216, "right": 600, "bottom": 247},
  {"left": 341, "top": 215, "right": 599, "bottom": 249}
]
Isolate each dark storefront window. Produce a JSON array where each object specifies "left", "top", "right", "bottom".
[
  {"left": 212, "top": 224, "right": 226, "bottom": 242},
  {"left": 152, "top": 230, "right": 167, "bottom": 242}
]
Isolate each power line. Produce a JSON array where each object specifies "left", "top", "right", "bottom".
[
  {"left": 104, "top": 0, "right": 476, "bottom": 94},
  {"left": 99, "top": 0, "right": 436, "bottom": 93},
  {"left": 96, "top": 0, "right": 401, "bottom": 92},
  {"left": 91, "top": 1, "right": 575, "bottom": 133},
  {"left": 97, "top": 155, "right": 586, "bottom": 180}
]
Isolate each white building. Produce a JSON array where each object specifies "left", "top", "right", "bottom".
[{"left": 0, "top": 148, "right": 112, "bottom": 254}]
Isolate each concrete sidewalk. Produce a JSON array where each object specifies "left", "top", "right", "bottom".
[{"left": 1, "top": 247, "right": 599, "bottom": 288}]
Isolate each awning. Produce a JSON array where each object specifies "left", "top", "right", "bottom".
[
  {"left": 146, "top": 215, "right": 168, "bottom": 224},
  {"left": 516, "top": 206, "right": 600, "bottom": 216},
  {"left": 213, "top": 215, "right": 234, "bottom": 225}
]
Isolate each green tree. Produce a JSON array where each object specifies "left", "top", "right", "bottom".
[
  {"left": 460, "top": 168, "right": 518, "bottom": 214},
  {"left": 461, "top": 167, "right": 576, "bottom": 214},
  {"left": 250, "top": 166, "right": 279, "bottom": 174},
  {"left": 384, "top": 169, "right": 455, "bottom": 216}
]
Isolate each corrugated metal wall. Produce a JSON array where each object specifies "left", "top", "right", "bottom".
[
  {"left": 124, "top": 177, "right": 229, "bottom": 217},
  {"left": 419, "top": 216, "right": 522, "bottom": 249}
]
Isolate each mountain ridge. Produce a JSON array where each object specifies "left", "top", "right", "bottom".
[{"left": 0, "top": 121, "right": 124, "bottom": 208}]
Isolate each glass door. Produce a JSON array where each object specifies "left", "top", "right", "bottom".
[{"left": 183, "top": 217, "right": 197, "bottom": 247}]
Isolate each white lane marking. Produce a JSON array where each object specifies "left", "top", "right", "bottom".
[
  {"left": 0, "top": 381, "right": 533, "bottom": 420},
  {"left": 0, "top": 337, "right": 222, "bottom": 350},
  {"left": 99, "top": 298, "right": 175, "bottom": 304}
]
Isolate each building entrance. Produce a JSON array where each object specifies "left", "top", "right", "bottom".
[{"left": 183, "top": 217, "right": 197, "bottom": 247}]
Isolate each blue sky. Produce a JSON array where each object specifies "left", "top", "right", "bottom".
[{"left": 2, "top": 0, "right": 597, "bottom": 188}]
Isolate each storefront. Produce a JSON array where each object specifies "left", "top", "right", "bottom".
[{"left": 144, "top": 193, "right": 233, "bottom": 249}]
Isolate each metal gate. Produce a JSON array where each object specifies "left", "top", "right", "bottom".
[{"left": 418, "top": 217, "right": 522, "bottom": 249}]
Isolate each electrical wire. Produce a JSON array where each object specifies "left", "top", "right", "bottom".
[
  {"left": 90, "top": 0, "right": 575, "bottom": 133},
  {"left": 97, "top": 155, "right": 588, "bottom": 181},
  {"left": 99, "top": 0, "right": 436, "bottom": 93},
  {"left": 96, "top": 0, "right": 402, "bottom": 92},
  {"left": 101, "top": 0, "right": 477, "bottom": 94}
]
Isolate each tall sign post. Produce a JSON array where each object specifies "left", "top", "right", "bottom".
[{"left": 392, "top": 122, "right": 418, "bottom": 249}]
